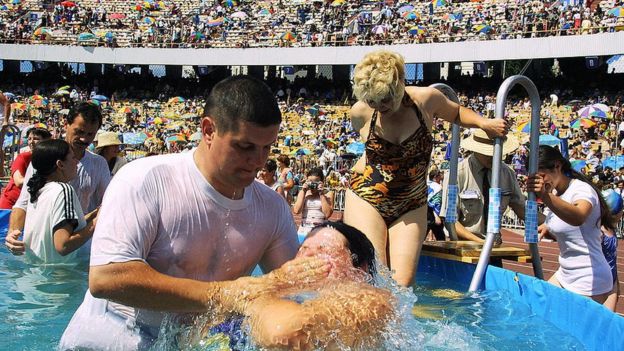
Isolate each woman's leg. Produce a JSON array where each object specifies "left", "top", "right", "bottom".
[
  {"left": 387, "top": 206, "right": 428, "bottom": 287},
  {"left": 343, "top": 190, "right": 389, "bottom": 265}
]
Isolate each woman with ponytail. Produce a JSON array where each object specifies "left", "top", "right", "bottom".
[
  {"left": 22, "top": 139, "right": 98, "bottom": 264},
  {"left": 527, "top": 145, "right": 614, "bottom": 307}
]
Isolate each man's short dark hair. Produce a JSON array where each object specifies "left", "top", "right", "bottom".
[
  {"left": 203, "top": 75, "right": 281, "bottom": 134},
  {"left": 67, "top": 102, "right": 103, "bottom": 128}
]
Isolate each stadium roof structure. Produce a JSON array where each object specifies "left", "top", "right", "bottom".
[{"left": 1, "top": 32, "right": 623, "bottom": 66}]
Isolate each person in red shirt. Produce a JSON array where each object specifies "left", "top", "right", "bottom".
[{"left": 0, "top": 128, "right": 51, "bottom": 209}]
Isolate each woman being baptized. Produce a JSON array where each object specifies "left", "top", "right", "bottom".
[{"left": 187, "top": 221, "right": 397, "bottom": 351}]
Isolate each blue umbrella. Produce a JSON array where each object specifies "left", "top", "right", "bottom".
[
  {"left": 539, "top": 134, "right": 561, "bottom": 147},
  {"left": 398, "top": 5, "right": 414, "bottom": 14},
  {"left": 3, "top": 92, "right": 15, "bottom": 99},
  {"left": 92, "top": 95, "right": 108, "bottom": 101},
  {"left": 571, "top": 160, "right": 586, "bottom": 172},
  {"left": 602, "top": 156, "right": 624, "bottom": 170},
  {"left": 346, "top": 141, "right": 365, "bottom": 155},
  {"left": 77, "top": 32, "right": 96, "bottom": 41}
]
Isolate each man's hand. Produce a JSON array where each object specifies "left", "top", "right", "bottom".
[
  {"left": 265, "top": 256, "right": 331, "bottom": 288},
  {"left": 5, "top": 229, "right": 25, "bottom": 255},
  {"left": 480, "top": 118, "right": 510, "bottom": 139}
]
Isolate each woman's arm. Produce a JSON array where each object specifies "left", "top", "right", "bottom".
[
  {"left": 319, "top": 190, "right": 334, "bottom": 219},
  {"left": 413, "top": 87, "right": 508, "bottom": 138},
  {"left": 526, "top": 174, "right": 593, "bottom": 227},
  {"left": 53, "top": 207, "right": 99, "bottom": 256},
  {"left": 292, "top": 183, "right": 308, "bottom": 214},
  {"left": 245, "top": 284, "right": 395, "bottom": 350},
  {"left": 12, "top": 170, "right": 25, "bottom": 188}
]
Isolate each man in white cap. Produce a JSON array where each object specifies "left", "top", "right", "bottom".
[{"left": 440, "top": 129, "right": 529, "bottom": 246}]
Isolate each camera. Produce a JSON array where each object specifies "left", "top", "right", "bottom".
[{"left": 308, "top": 182, "right": 319, "bottom": 190}]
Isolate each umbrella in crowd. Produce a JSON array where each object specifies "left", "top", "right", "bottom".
[
  {"left": 110, "top": 13, "right": 126, "bottom": 20},
  {"left": 190, "top": 132, "right": 202, "bottom": 141},
  {"left": 60, "top": 1, "right": 76, "bottom": 7},
  {"left": 403, "top": 11, "right": 420, "bottom": 20},
  {"left": 165, "top": 134, "right": 186, "bottom": 143},
  {"left": 231, "top": 11, "right": 247, "bottom": 19},
  {"left": 88, "top": 99, "right": 101, "bottom": 106},
  {"left": 123, "top": 132, "right": 148, "bottom": 145},
  {"left": 192, "top": 32, "right": 205, "bottom": 40},
  {"left": 119, "top": 106, "right": 138, "bottom": 114},
  {"left": 207, "top": 17, "right": 225, "bottom": 26},
  {"left": 539, "top": 134, "right": 561, "bottom": 147},
  {"left": 603, "top": 156, "right": 624, "bottom": 170},
  {"left": 331, "top": 0, "right": 345, "bottom": 7},
  {"left": 11, "top": 102, "right": 26, "bottom": 110},
  {"left": 30, "top": 94, "right": 44, "bottom": 100},
  {"left": 474, "top": 24, "right": 494, "bottom": 34},
  {"left": 372, "top": 25, "right": 388, "bottom": 35},
  {"left": 54, "top": 89, "right": 70, "bottom": 96},
  {"left": 3, "top": 92, "right": 15, "bottom": 99},
  {"left": 291, "top": 148, "right": 311, "bottom": 156},
  {"left": 346, "top": 141, "right": 365, "bottom": 155},
  {"left": 168, "top": 96, "right": 185, "bottom": 104},
  {"left": 577, "top": 104, "right": 609, "bottom": 118},
  {"left": 281, "top": 31, "right": 296, "bottom": 41},
  {"left": 443, "top": 13, "right": 463, "bottom": 21},
  {"left": 432, "top": 0, "right": 448, "bottom": 7},
  {"left": 11, "top": 0, "right": 20, "bottom": 4},
  {"left": 570, "top": 118, "right": 596, "bottom": 129},
  {"left": 143, "top": 17, "right": 156, "bottom": 25},
  {"left": 571, "top": 159, "right": 587, "bottom": 172},
  {"left": 516, "top": 120, "right": 531, "bottom": 133},
  {"left": 92, "top": 95, "right": 108, "bottom": 101},
  {"left": 33, "top": 27, "right": 53, "bottom": 39},
  {"left": 408, "top": 26, "right": 427, "bottom": 36},
  {"left": 398, "top": 5, "right": 414, "bottom": 14},
  {"left": 257, "top": 9, "right": 270, "bottom": 16},
  {"left": 77, "top": 32, "right": 96, "bottom": 41},
  {"left": 607, "top": 6, "right": 623, "bottom": 17},
  {"left": 225, "top": 0, "right": 237, "bottom": 7}
]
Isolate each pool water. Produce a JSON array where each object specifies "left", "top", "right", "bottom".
[{"left": 0, "top": 246, "right": 585, "bottom": 350}]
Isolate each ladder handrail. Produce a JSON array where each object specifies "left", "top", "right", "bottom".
[{"left": 468, "top": 75, "right": 544, "bottom": 292}]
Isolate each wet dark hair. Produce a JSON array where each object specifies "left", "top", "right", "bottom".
[
  {"left": 307, "top": 167, "right": 325, "bottom": 181},
  {"left": 307, "top": 221, "right": 377, "bottom": 278},
  {"left": 67, "top": 102, "right": 103, "bottom": 128},
  {"left": 537, "top": 145, "right": 614, "bottom": 230},
  {"left": 27, "top": 139, "right": 71, "bottom": 203},
  {"left": 203, "top": 75, "right": 281, "bottom": 134},
  {"left": 26, "top": 128, "right": 52, "bottom": 140},
  {"left": 264, "top": 159, "right": 277, "bottom": 173}
]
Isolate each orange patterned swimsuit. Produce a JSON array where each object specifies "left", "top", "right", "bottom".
[{"left": 350, "top": 104, "right": 433, "bottom": 226}]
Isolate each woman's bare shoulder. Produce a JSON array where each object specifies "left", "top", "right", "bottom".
[
  {"left": 350, "top": 101, "right": 373, "bottom": 131},
  {"left": 405, "top": 86, "right": 439, "bottom": 103}
]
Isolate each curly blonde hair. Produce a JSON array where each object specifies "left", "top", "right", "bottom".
[{"left": 352, "top": 50, "right": 405, "bottom": 104}]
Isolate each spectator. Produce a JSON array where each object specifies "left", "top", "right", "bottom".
[
  {"left": 0, "top": 127, "right": 51, "bottom": 209},
  {"left": 293, "top": 167, "right": 334, "bottom": 234}
]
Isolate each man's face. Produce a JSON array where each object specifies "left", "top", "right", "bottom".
[
  {"left": 65, "top": 115, "right": 100, "bottom": 156},
  {"left": 474, "top": 152, "right": 493, "bottom": 169},
  {"left": 207, "top": 119, "right": 279, "bottom": 193}
]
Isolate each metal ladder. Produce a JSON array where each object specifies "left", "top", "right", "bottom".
[{"left": 431, "top": 76, "right": 544, "bottom": 292}]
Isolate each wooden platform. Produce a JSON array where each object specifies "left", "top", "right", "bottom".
[{"left": 421, "top": 241, "right": 533, "bottom": 264}]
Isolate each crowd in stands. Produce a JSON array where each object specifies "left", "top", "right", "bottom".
[
  {"left": 0, "top": 0, "right": 623, "bottom": 48},
  {"left": 1, "top": 64, "right": 623, "bottom": 208}
]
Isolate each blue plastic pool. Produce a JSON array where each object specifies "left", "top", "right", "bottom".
[{"left": 0, "top": 245, "right": 589, "bottom": 350}]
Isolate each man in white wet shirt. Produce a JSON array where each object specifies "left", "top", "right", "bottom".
[
  {"left": 59, "top": 76, "right": 325, "bottom": 350},
  {"left": 5, "top": 102, "right": 110, "bottom": 255}
]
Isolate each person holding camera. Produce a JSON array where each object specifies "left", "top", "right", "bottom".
[{"left": 293, "top": 167, "right": 334, "bottom": 234}]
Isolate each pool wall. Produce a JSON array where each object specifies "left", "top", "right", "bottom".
[{"left": 417, "top": 256, "right": 624, "bottom": 351}]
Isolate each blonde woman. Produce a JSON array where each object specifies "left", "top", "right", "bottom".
[{"left": 346, "top": 50, "right": 509, "bottom": 286}]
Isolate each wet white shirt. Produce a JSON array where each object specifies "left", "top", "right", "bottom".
[
  {"left": 24, "top": 182, "right": 86, "bottom": 264},
  {"left": 15, "top": 150, "right": 110, "bottom": 213},
  {"left": 61, "top": 150, "right": 298, "bottom": 348},
  {"left": 545, "top": 179, "right": 613, "bottom": 296}
]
